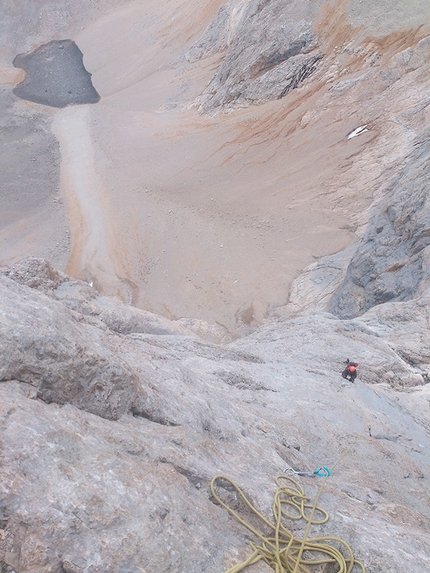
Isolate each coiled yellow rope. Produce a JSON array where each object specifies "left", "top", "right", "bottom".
[
  {"left": 211, "top": 474, "right": 365, "bottom": 573},
  {"left": 211, "top": 432, "right": 367, "bottom": 573}
]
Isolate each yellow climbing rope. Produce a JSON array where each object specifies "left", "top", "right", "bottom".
[{"left": 211, "top": 431, "right": 367, "bottom": 573}]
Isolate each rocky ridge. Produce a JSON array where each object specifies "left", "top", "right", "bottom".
[{"left": 187, "top": 0, "right": 324, "bottom": 112}]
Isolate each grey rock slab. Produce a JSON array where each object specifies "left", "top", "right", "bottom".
[
  {"left": 0, "top": 382, "right": 300, "bottom": 573},
  {"left": 0, "top": 274, "right": 148, "bottom": 421},
  {"left": 273, "top": 244, "right": 359, "bottom": 316},
  {"left": 1, "top": 355, "right": 429, "bottom": 573},
  {"left": 359, "top": 289, "right": 430, "bottom": 379},
  {"left": 329, "top": 131, "right": 430, "bottom": 319},
  {"left": 0, "top": 383, "right": 246, "bottom": 573},
  {"left": 0, "top": 365, "right": 429, "bottom": 573},
  {"left": 188, "top": 0, "right": 324, "bottom": 112},
  {"left": 0, "top": 261, "right": 430, "bottom": 572},
  {"left": 231, "top": 311, "right": 425, "bottom": 388},
  {"left": 53, "top": 281, "right": 195, "bottom": 337}
]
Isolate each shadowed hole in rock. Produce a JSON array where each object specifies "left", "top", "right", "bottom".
[
  {"left": 250, "top": 39, "right": 308, "bottom": 78},
  {"left": 170, "top": 463, "right": 205, "bottom": 489},
  {"left": 275, "top": 445, "right": 305, "bottom": 470},
  {"left": 130, "top": 406, "right": 180, "bottom": 426}
]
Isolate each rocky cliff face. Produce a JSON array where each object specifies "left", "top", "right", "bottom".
[
  {"left": 330, "top": 129, "right": 430, "bottom": 318},
  {"left": 187, "top": 0, "right": 323, "bottom": 112},
  {"left": 1, "top": 259, "right": 430, "bottom": 573},
  {"left": 2, "top": 1, "right": 430, "bottom": 573}
]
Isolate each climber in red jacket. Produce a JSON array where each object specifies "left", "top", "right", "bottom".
[{"left": 342, "top": 359, "right": 358, "bottom": 382}]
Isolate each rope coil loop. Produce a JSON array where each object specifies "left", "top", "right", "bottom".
[
  {"left": 210, "top": 474, "right": 365, "bottom": 573},
  {"left": 273, "top": 475, "right": 329, "bottom": 524}
]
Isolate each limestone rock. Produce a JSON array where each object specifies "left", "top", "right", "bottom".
[
  {"left": 273, "top": 245, "right": 358, "bottom": 317},
  {"left": 1, "top": 1, "right": 430, "bottom": 571},
  {"left": 1, "top": 263, "right": 429, "bottom": 572},
  {"left": 359, "top": 290, "right": 430, "bottom": 380},
  {"left": 0, "top": 257, "right": 67, "bottom": 293},
  {"left": 231, "top": 311, "right": 425, "bottom": 388},
  {"left": 53, "top": 280, "right": 196, "bottom": 338},
  {"left": 330, "top": 132, "right": 430, "bottom": 319},
  {"left": 188, "top": 0, "right": 323, "bottom": 113},
  {"left": 0, "top": 273, "right": 148, "bottom": 421}
]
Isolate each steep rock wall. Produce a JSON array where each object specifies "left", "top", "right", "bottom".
[
  {"left": 187, "top": 0, "right": 324, "bottom": 112},
  {"left": 0, "top": 260, "right": 429, "bottom": 572},
  {"left": 330, "top": 129, "right": 430, "bottom": 318}
]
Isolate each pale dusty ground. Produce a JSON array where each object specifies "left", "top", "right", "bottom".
[{"left": 2, "top": 0, "right": 430, "bottom": 334}]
